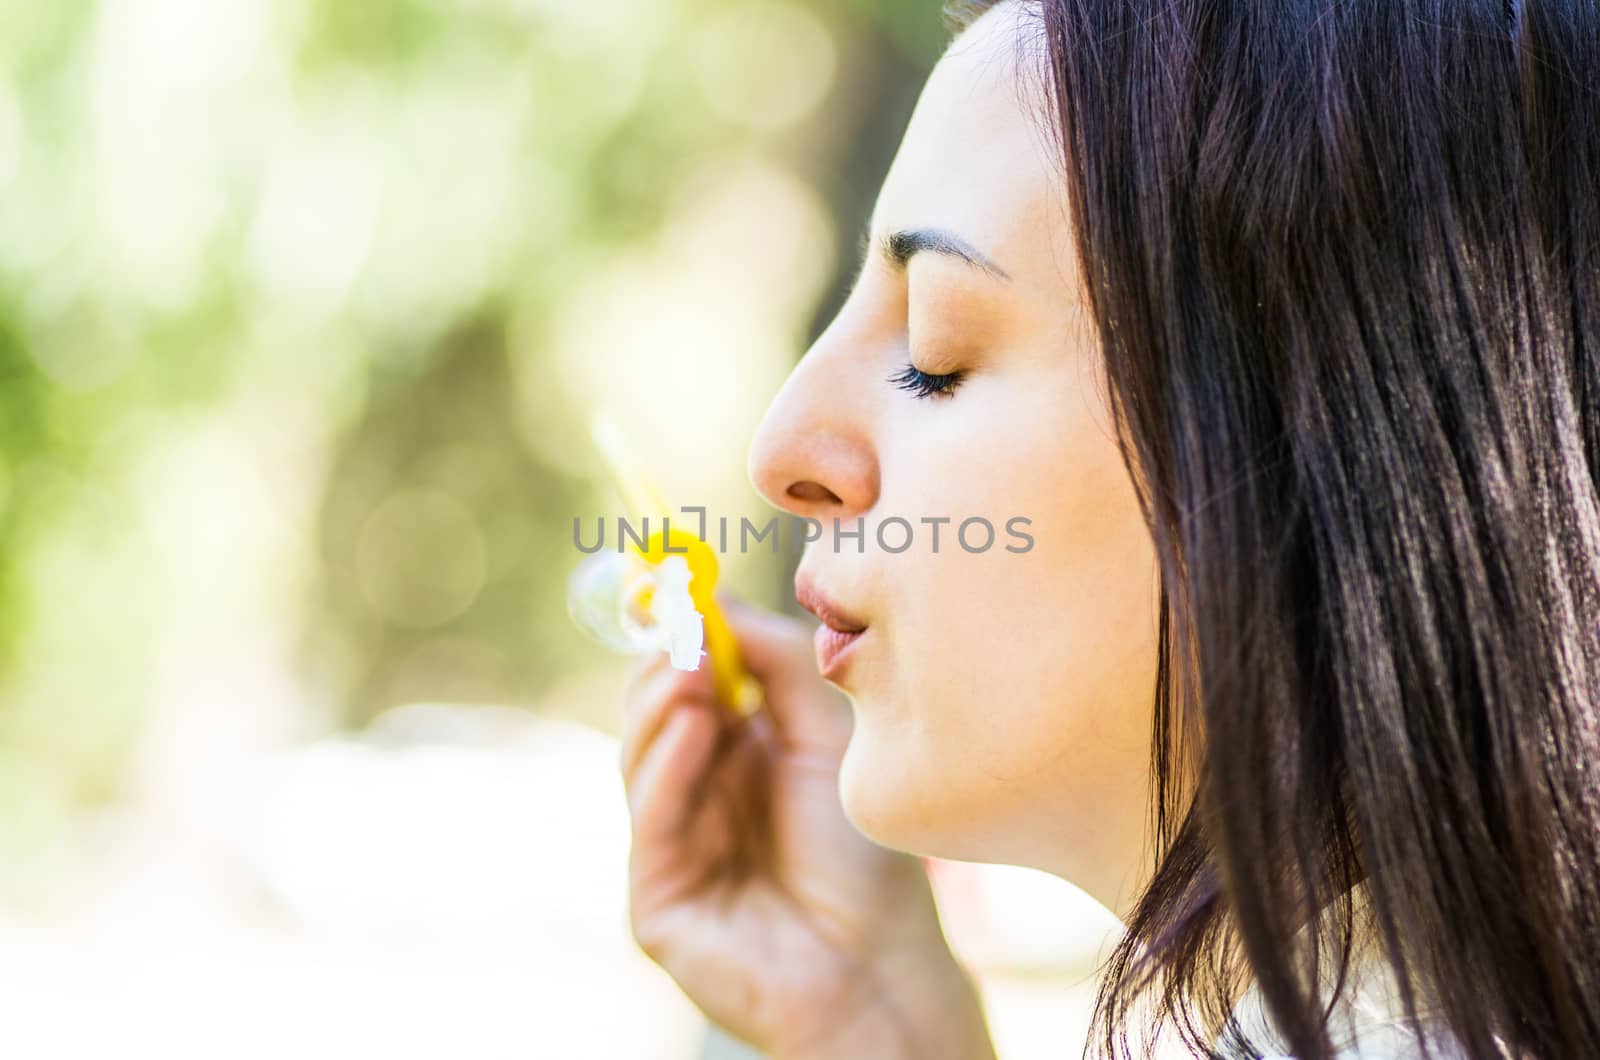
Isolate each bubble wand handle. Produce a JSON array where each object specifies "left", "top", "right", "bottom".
[{"left": 587, "top": 411, "right": 764, "bottom": 718}]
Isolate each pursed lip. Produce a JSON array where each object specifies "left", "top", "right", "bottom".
[
  {"left": 794, "top": 570, "right": 868, "bottom": 634},
  {"left": 794, "top": 570, "right": 870, "bottom": 683}
]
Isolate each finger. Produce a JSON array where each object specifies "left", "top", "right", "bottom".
[
  {"left": 620, "top": 662, "right": 718, "bottom": 786},
  {"left": 716, "top": 592, "right": 853, "bottom": 749},
  {"left": 621, "top": 648, "right": 714, "bottom": 749},
  {"left": 628, "top": 701, "right": 721, "bottom": 845},
  {"left": 716, "top": 592, "right": 815, "bottom": 690},
  {"left": 622, "top": 647, "right": 710, "bottom": 710},
  {"left": 623, "top": 650, "right": 670, "bottom": 694}
]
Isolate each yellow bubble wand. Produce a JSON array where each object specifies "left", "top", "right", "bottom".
[{"left": 583, "top": 411, "right": 764, "bottom": 719}]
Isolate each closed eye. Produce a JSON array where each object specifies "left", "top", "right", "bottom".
[{"left": 887, "top": 363, "right": 966, "bottom": 399}]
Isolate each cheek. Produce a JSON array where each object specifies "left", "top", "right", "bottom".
[
  {"left": 842, "top": 371, "right": 1161, "bottom": 856},
  {"left": 869, "top": 539, "right": 1157, "bottom": 840}
]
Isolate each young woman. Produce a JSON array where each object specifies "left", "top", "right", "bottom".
[{"left": 617, "top": 2, "right": 1600, "bottom": 1056}]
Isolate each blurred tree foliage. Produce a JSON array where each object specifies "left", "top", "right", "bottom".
[{"left": 0, "top": 0, "right": 948, "bottom": 825}]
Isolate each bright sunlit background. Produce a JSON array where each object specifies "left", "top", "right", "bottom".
[{"left": 0, "top": 0, "right": 1120, "bottom": 1056}]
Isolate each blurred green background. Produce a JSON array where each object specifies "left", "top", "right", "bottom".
[
  {"left": 0, "top": 2, "right": 1116, "bottom": 1056},
  {"left": 0, "top": 0, "right": 947, "bottom": 860}
]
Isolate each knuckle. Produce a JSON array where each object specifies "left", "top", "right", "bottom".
[
  {"left": 761, "top": 608, "right": 812, "bottom": 645},
  {"left": 629, "top": 911, "right": 667, "bottom": 962},
  {"left": 628, "top": 659, "right": 702, "bottom": 709},
  {"left": 655, "top": 667, "right": 711, "bottom": 709},
  {"left": 780, "top": 621, "right": 814, "bottom": 651},
  {"left": 623, "top": 668, "right": 672, "bottom": 722},
  {"left": 623, "top": 655, "right": 664, "bottom": 697}
]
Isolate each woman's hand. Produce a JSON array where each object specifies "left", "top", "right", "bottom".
[{"left": 618, "top": 594, "right": 997, "bottom": 1060}]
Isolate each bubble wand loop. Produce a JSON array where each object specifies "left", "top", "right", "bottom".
[{"left": 582, "top": 411, "right": 765, "bottom": 719}]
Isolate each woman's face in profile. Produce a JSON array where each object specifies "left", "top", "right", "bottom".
[{"left": 748, "top": 3, "right": 1161, "bottom": 913}]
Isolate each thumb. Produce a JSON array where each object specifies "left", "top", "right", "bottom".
[{"left": 716, "top": 590, "right": 853, "bottom": 750}]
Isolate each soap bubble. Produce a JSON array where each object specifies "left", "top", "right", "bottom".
[{"left": 566, "top": 550, "right": 704, "bottom": 670}]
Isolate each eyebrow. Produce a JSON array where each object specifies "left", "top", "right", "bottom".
[{"left": 867, "top": 225, "right": 1012, "bottom": 282}]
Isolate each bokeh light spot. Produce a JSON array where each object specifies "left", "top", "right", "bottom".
[
  {"left": 356, "top": 489, "right": 488, "bottom": 628},
  {"left": 691, "top": 2, "right": 837, "bottom": 132}
]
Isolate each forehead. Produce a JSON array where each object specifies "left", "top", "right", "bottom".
[{"left": 869, "top": 6, "right": 1073, "bottom": 291}]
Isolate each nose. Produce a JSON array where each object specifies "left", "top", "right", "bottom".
[{"left": 747, "top": 325, "right": 880, "bottom": 522}]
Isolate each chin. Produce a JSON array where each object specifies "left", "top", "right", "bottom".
[{"left": 836, "top": 721, "right": 993, "bottom": 862}]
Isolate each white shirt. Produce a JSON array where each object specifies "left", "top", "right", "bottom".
[
  {"left": 1219, "top": 952, "right": 1466, "bottom": 1057},
  {"left": 1213, "top": 889, "right": 1468, "bottom": 1058}
]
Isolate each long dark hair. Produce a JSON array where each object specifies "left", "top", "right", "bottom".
[{"left": 945, "top": 1, "right": 1600, "bottom": 1057}]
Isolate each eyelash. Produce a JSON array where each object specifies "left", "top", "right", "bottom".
[{"left": 887, "top": 362, "right": 966, "bottom": 399}]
